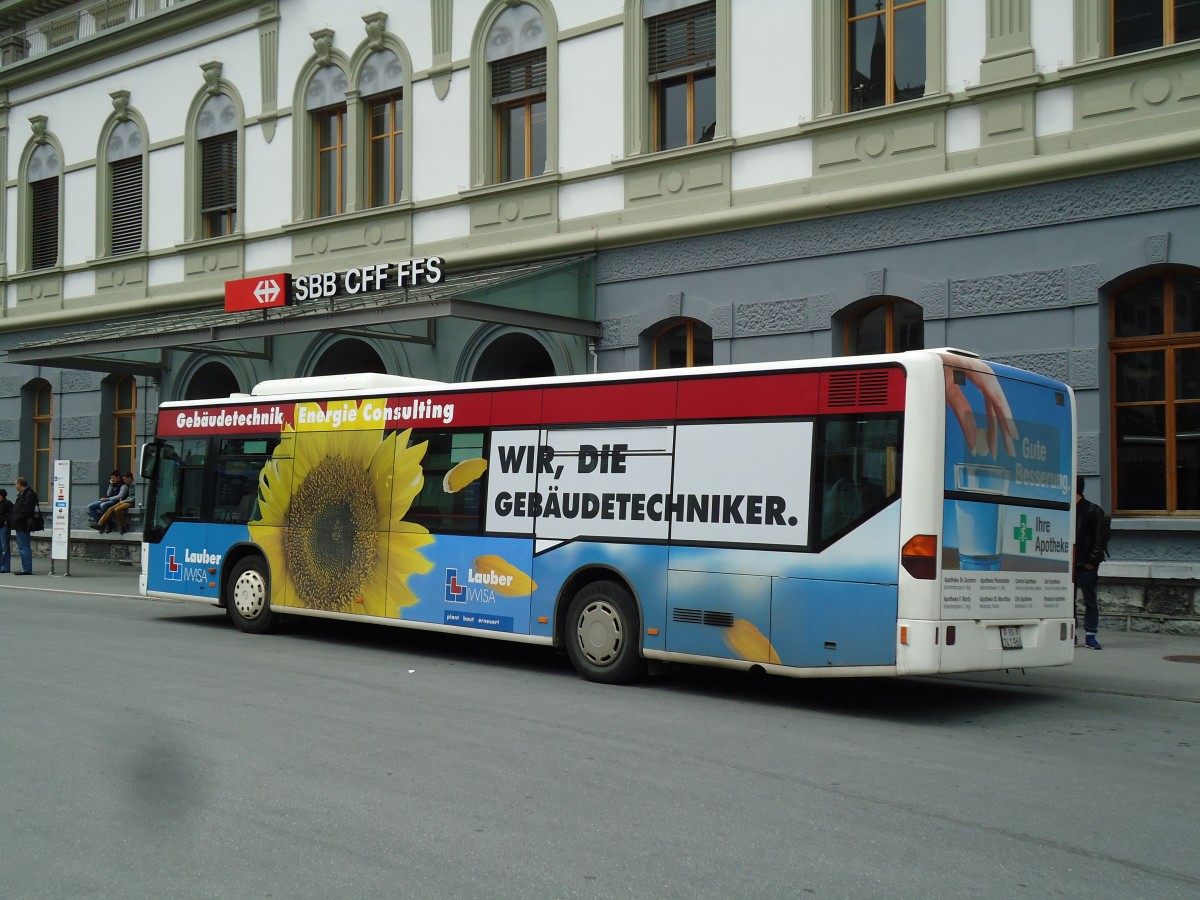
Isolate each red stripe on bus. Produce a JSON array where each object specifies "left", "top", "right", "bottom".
[{"left": 677, "top": 372, "right": 822, "bottom": 419}]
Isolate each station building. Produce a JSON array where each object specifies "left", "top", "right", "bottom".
[{"left": 0, "top": 0, "right": 1197, "bottom": 629}]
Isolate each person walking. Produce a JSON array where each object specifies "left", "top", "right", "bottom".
[
  {"left": 1074, "top": 475, "right": 1106, "bottom": 649},
  {"left": 11, "top": 476, "right": 39, "bottom": 576},
  {"left": 0, "top": 488, "right": 13, "bottom": 574}
]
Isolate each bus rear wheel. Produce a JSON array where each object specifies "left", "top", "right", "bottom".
[
  {"left": 565, "top": 580, "right": 645, "bottom": 684},
  {"left": 226, "top": 556, "right": 276, "bottom": 634}
]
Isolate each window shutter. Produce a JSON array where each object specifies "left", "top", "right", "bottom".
[
  {"left": 648, "top": 0, "right": 716, "bottom": 80},
  {"left": 110, "top": 156, "right": 142, "bottom": 255},
  {"left": 30, "top": 178, "right": 59, "bottom": 270},
  {"left": 201, "top": 133, "right": 237, "bottom": 216},
  {"left": 491, "top": 49, "right": 547, "bottom": 102}
]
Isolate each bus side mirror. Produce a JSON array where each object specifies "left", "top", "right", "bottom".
[{"left": 139, "top": 442, "right": 160, "bottom": 480}]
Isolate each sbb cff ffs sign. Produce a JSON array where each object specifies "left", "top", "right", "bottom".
[{"left": 225, "top": 274, "right": 290, "bottom": 312}]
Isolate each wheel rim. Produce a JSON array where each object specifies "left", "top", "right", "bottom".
[
  {"left": 232, "top": 568, "right": 268, "bottom": 621},
  {"left": 576, "top": 600, "right": 623, "bottom": 667}
]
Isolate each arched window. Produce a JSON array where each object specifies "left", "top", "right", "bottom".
[
  {"left": 307, "top": 65, "right": 349, "bottom": 217},
  {"left": 113, "top": 376, "right": 138, "bottom": 475},
  {"left": 197, "top": 93, "right": 238, "bottom": 236},
  {"left": 844, "top": 298, "right": 924, "bottom": 355},
  {"left": 360, "top": 49, "right": 405, "bottom": 206},
  {"left": 27, "top": 143, "right": 61, "bottom": 270},
  {"left": 106, "top": 120, "right": 144, "bottom": 254},
  {"left": 487, "top": 4, "right": 547, "bottom": 181},
  {"left": 653, "top": 319, "right": 713, "bottom": 369},
  {"left": 1109, "top": 270, "right": 1200, "bottom": 514},
  {"left": 184, "top": 361, "right": 240, "bottom": 400},
  {"left": 472, "top": 333, "right": 555, "bottom": 380},
  {"left": 313, "top": 338, "right": 386, "bottom": 376}
]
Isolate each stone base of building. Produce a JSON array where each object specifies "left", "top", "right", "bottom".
[{"left": 30, "top": 531, "right": 141, "bottom": 565}]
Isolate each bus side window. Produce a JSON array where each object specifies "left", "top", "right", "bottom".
[
  {"left": 407, "top": 430, "right": 487, "bottom": 533},
  {"left": 816, "top": 416, "right": 901, "bottom": 544}
]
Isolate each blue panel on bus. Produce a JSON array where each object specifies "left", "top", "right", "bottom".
[
  {"left": 770, "top": 577, "right": 898, "bottom": 667},
  {"left": 666, "top": 570, "right": 772, "bottom": 662},
  {"left": 531, "top": 542, "right": 670, "bottom": 650},
  {"left": 145, "top": 521, "right": 237, "bottom": 599},
  {"left": 403, "top": 535, "right": 535, "bottom": 634}
]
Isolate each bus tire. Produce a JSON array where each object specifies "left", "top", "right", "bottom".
[
  {"left": 226, "top": 556, "right": 276, "bottom": 634},
  {"left": 565, "top": 580, "right": 646, "bottom": 684}
]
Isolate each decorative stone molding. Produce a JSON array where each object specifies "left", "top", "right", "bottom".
[
  {"left": 363, "top": 11, "right": 387, "bottom": 51},
  {"left": 1145, "top": 233, "right": 1170, "bottom": 264},
  {"left": 950, "top": 269, "right": 1069, "bottom": 317},
  {"left": 201, "top": 60, "right": 223, "bottom": 96},
  {"left": 110, "top": 89, "right": 131, "bottom": 121},
  {"left": 311, "top": 28, "right": 334, "bottom": 67},
  {"left": 30, "top": 114, "right": 48, "bottom": 143}
]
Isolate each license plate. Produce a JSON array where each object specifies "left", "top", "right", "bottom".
[{"left": 1000, "top": 626, "right": 1023, "bottom": 650}]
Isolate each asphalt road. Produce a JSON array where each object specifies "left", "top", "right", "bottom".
[{"left": 2, "top": 588, "right": 1197, "bottom": 899}]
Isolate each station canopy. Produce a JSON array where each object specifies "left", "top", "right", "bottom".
[{"left": 6, "top": 255, "right": 599, "bottom": 375}]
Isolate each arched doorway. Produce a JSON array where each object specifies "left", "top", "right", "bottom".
[
  {"left": 312, "top": 338, "right": 387, "bottom": 376},
  {"left": 471, "top": 333, "right": 555, "bottom": 381},
  {"left": 184, "top": 361, "right": 241, "bottom": 400}
]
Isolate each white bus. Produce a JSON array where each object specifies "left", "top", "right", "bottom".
[{"left": 139, "top": 348, "right": 1076, "bottom": 682}]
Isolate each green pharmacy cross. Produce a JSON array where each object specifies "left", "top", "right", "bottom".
[{"left": 1012, "top": 514, "right": 1033, "bottom": 553}]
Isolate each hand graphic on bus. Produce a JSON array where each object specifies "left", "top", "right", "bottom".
[{"left": 940, "top": 352, "right": 1018, "bottom": 459}]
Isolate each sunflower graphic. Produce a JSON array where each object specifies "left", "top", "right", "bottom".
[{"left": 249, "top": 413, "right": 434, "bottom": 618}]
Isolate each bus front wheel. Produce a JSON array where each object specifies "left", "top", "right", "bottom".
[
  {"left": 565, "top": 580, "right": 646, "bottom": 684},
  {"left": 226, "top": 557, "right": 276, "bottom": 634}
]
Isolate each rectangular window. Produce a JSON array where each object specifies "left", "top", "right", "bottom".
[
  {"left": 201, "top": 133, "right": 237, "bottom": 237},
  {"left": 648, "top": 0, "right": 716, "bottom": 150},
  {"left": 114, "top": 376, "right": 138, "bottom": 475},
  {"left": 1113, "top": 0, "right": 1200, "bottom": 56},
  {"left": 30, "top": 178, "right": 59, "bottom": 270},
  {"left": 492, "top": 50, "right": 547, "bottom": 182},
  {"left": 847, "top": 0, "right": 926, "bottom": 112},
  {"left": 314, "top": 107, "right": 346, "bottom": 217},
  {"left": 110, "top": 156, "right": 142, "bottom": 255},
  {"left": 34, "top": 383, "right": 53, "bottom": 497},
  {"left": 816, "top": 415, "right": 902, "bottom": 545},
  {"left": 368, "top": 95, "right": 403, "bottom": 207}
]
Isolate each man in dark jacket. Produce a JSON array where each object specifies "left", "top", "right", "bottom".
[
  {"left": 11, "top": 475, "right": 38, "bottom": 576},
  {"left": 0, "top": 488, "right": 12, "bottom": 574},
  {"left": 1074, "top": 476, "right": 1106, "bottom": 649}
]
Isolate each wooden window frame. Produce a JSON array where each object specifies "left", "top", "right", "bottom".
[
  {"left": 367, "top": 93, "right": 403, "bottom": 207},
  {"left": 1108, "top": 271, "right": 1200, "bottom": 514},
  {"left": 200, "top": 132, "right": 237, "bottom": 238},
  {"left": 34, "top": 381, "right": 53, "bottom": 497},
  {"left": 843, "top": 297, "right": 924, "bottom": 355},
  {"left": 114, "top": 375, "right": 138, "bottom": 476},
  {"left": 647, "top": 0, "right": 716, "bottom": 152},
  {"left": 845, "top": 0, "right": 927, "bottom": 111},
  {"left": 1111, "top": 0, "right": 1196, "bottom": 55},
  {"left": 652, "top": 320, "right": 713, "bottom": 369},
  {"left": 494, "top": 95, "right": 545, "bottom": 182},
  {"left": 314, "top": 106, "right": 346, "bottom": 217}
]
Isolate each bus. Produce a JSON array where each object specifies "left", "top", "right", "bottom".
[{"left": 138, "top": 348, "right": 1077, "bottom": 683}]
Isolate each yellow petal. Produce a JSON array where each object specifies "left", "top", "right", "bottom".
[
  {"left": 473, "top": 554, "right": 536, "bottom": 596},
  {"left": 443, "top": 458, "right": 488, "bottom": 493},
  {"left": 723, "top": 618, "right": 781, "bottom": 664}
]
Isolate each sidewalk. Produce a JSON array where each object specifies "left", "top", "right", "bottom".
[{"left": 7, "top": 559, "right": 1199, "bottom": 702}]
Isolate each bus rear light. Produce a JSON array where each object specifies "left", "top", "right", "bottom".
[
  {"left": 946, "top": 625, "right": 956, "bottom": 646},
  {"left": 899, "top": 625, "right": 909, "bottom": 645},
  {"left": 901, "top": 534, "right": 938, "bottom": 580}
]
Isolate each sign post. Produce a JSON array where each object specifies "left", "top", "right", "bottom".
[{"left": 50, "top": 459, "right": 71, "bottom": 576}]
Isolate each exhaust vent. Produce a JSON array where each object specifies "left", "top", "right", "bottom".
[{"left": 673, "top": 608, "right": 735, "bottom": 628}]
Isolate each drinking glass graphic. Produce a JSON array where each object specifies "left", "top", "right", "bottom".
[{"left": 954, "top": 463, "right": 1009, "bottom": 571}]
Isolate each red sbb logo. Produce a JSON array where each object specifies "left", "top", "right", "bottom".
[{"left": 225, "top": 273, "right": 291, "bottom": 312}]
